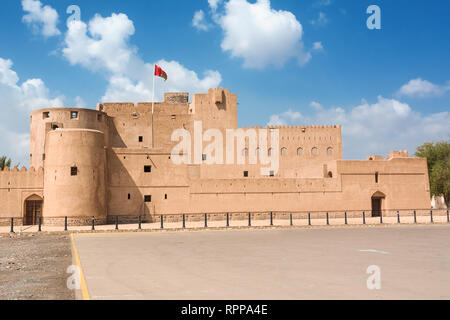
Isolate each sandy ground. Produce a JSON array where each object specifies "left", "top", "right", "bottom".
[
  {"left": 0, "top": 233, "right": 75, "bottom": 300},
  {"left": 73, "top": 225, "right": 450, "bottom": 300}
]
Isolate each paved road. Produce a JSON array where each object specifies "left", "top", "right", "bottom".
[{"left": 73, "top": 225, "right": 450, "bottom": 300}]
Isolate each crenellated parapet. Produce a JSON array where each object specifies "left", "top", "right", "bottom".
[{"left": 0, "top": 166, "right": 44, "bottom": 188}]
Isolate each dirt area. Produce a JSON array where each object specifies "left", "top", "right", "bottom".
[{"left": 0, "top": 233, "right": 75, "bottom": 300}]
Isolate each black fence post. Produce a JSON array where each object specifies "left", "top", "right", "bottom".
[
  {"left": 414, "top": 210, "right": 417, "bottom": 224},
  {"left": 91, "top": 216, "right": 95, "bottom": 230},
  {"left": 138, "top": 216, "right": 142, "bottom": 230},
  {"left": 308, "top": 213, "right": 311, "bottom": 226},
  {"left": 182, "top": 214, "right": 186, "bottom": 229},
  {"left": 161, "top": 215, "right": 164, "bottom": 229},
  {"left": 363, "top": 211, "right": 366, "bottom": 225},
  {"left": 447, "top": 210, "right": 449, "bottom": 223},
  {"left": 10, "top": 218, "right": 14, "bottom": 233},
  {"left": 290, "top": 213, "right": 293, "bottom": 226},
  {"left": 430, "top": 210, "right": 433, "bottom": 223},
  {"left": 345, "top": 212, "right": 348, "bottom": 225},
  {"left": 115, "top": 216, "right": 118, "bottom": 230},
  {"left": 248, "top": 213, "right": 251, "bottom": 227},
  {"left": 380, "top": 212, "right": 383, "bottom": 224},
  {"left": 204, "top": 213, "right": 207, "bottom": 228},
  {"left": 65, "top": 216, "right": 68, "bottom": 231},
  {"left": 270, "top": 212, "right": 273, "bottom": 226},
  {"left": 38, "top": 216, "right": 41, "bottom": 232},
  {"left": 397, "top": 211, "right": 400, "bottom": 224},
  {"left": 326, "top": 212, "right": 329, "bottom": 225},
  {"left": 226, "top": 213, "right": 229, "bottom": 227}
]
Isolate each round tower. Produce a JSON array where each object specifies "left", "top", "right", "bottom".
[
  {"left": 43, "top": 129, "right": 107, "bottom": 225},
  {"left": 30, "top": 108, "right": 108, "bottom": 169}
]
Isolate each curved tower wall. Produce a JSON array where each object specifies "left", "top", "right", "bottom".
[
  {"left": 30, "top": 108, "right": 108, "bottom": 169},
  {"left": 43, "top": 129, "right": 107, "bottom": 224}
]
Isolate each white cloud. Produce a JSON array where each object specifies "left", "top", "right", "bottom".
[
  {"left": 0, "top": 57, "right": 64, "bottom": 165},
  {"left": 208, "top": 0, "right": 222, "bottom": 11},
  {"left": 310, "top": 101, "right": 323, "bottom": 110},
  {"left": 216, "top": 0, "right": 311, "bottom": 69},
  {"left": 63, "top": 14, "right": 135, "bottom": 74},
  {"left": 313, "top": 0, "right": 332, "bottom": 7},
  {"left": 192, "top": 10, "right": 210, "bottom": 31},
  {"left": 268, "top": 96, "right": 450, "bottom": 159},
  {"left": 268, "top": 109, "right": 302, "bottom": 126},
  {"left": 312, "top": 42, "right": 323, "bottom": 51},
  {"left": 63, "top": 13, "right": 222, "bottom": 102},
  {"left": 397, "top": 78, "right": 450, "bottom": 98},
  {"left": 74, "top": 96, "right": 87, "bottom": 108},
  {"left": 21, "top": 0, "right": 60, "bottom": 37},
  {"left": 310, "top": 12, "right": 328, "bottom": 27}
]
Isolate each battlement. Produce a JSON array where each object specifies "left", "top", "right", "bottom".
[
  {"left": 0, "top": 166, "right": 44, "bottom": 173},
  {"left": 0, "top": 166, "right": 44, "bottom": 188}
]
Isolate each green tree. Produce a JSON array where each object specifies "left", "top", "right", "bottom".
[
  {"left": 415, "top": 140, "right": 450, "bottom": 205},
  {"left": 0, "top": 156, "right": 12, "bottom": 170}
]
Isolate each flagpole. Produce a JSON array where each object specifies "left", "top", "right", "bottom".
[
  {"left": 151, "top": 64, "right": 155, "bottom": 148},
  {"left": 152, "top": 65, "right": 155, "bottom": 114}
]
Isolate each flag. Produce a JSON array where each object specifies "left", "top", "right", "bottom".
[{"left": 154, "top": 65, "right": 168, "bottom": 81}]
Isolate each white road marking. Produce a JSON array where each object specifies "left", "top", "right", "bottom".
[{"left": 358, "top": 249, "right": 390, "bottom": 255}]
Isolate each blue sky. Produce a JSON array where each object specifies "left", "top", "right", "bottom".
[{"left": 0, "top": 0, "right": 449, "bottom": 166}]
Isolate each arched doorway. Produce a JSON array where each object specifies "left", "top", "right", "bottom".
[
  {"left": 371, "top": 191, "right": 385, "bottom": 217},
  {"left": 24, "top": 195, "right": 43, "bottom": 225}
]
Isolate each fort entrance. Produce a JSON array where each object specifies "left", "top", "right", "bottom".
[
  {"left": 371, "top": 191, "right": 385, "bottom": 217},
  {"left": 24, "top": 195, "right": 43, "bottom": 225}
]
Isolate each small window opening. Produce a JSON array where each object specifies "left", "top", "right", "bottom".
[
  {"left": 202, "top": 154, "right": 207, "bottom": 161},
  {"left": 171, "top": 115, "right": 176, "bottom": 120},
  {"left": 97, "top": 114, "right": 102, "bottom": 122},
  {"left": 328, "top": 171, "right": 333, "bottom": 178},
  {"left": 52, "top": 124, "right": 59, "bottom": 130},
  {"left": 375, "top": 172, "right": 379, "bottom": 183},
  {"left": 128, "top": 193, "right": 131, "bottom": 200},
  {"left": 164, "top": 194, "right": 168, "bottom": 200},
  {"left": 71, "top": 111, "right": 79, "bottom": 119},
  {"left": 71, "top": 167, "right": 78, "bottom": 176},
  {"left": 244, "top": 171, "right": 249, "bottom": 177},
  {"left": 270, "top": 171, "right": 274, "bottom": 177},
  {"left": 144, "top": 195, "right": 152, "bottom": 202},
  {"left": 43, "top": 112, "right": 50, "bottom": 119},
  {"left": 139, "top": 136, "right": 143, "bottom": 142},
  {"left": 42, "top": 154, "right": 46, "bottom": 161},
  {"left": 144, "top": 165, "right": 151, "bottom": 173}
]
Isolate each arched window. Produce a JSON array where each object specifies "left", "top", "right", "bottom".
[
  {"left": 281, "top": 147, "right": 288, "bottom": 156},
  {"left": 311, "top": 147, "right": 319, "bottom": 156},
  {"left": 328, "top": 171, "right": 333, "bottom": 178},
  {"left": 297, "top": 147, "right": 303, "bottom": 156},
  {"left": 327, "top": 147, "right": 333, "bottom": 156},
  {"left": 268, "top": 148, "right": 272, "bottom": 156}
]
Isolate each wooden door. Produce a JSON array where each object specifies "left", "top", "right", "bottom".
[{"left": 24, "top": 200, "right": 43, "bottom": 225}]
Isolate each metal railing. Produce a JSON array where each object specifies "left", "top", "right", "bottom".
[{"left": 2, "top": 209, "right": 449, "bottom": 233}]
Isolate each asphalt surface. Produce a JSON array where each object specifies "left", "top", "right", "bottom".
[{"left": 73, "top": 225, "right": 450, "bottom": 300}]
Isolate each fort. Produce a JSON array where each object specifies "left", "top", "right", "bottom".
[{"left": 0, "top": 88, "right": 431, "bottom": 226}]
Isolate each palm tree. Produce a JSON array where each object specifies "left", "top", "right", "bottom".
[{"left": 0, "top": 156, "right": 12, "bottom": 170}]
